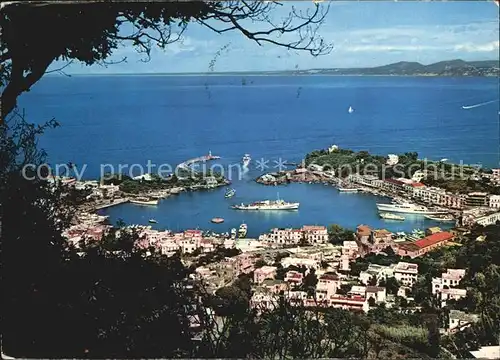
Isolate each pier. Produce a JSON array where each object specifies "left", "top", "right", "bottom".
[
  {"left": 94, "top": 198, "right": 130, "bottom": 210},
  {"left": 177, "top": 151, "right": 221, "bottom": 170}
]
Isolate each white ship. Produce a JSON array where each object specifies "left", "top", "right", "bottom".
[
  {"left": 376, "top": 202, "right": 447, "bottom": 215},
  {"left": 130, "top": 197, "right": 159, "bottom": 206},
  {"left": 379, "top": 212, "right": 405, "bottom": 221},
  {"left": 338, "top": 187, "right": 359, "bottom": 193},
  {"left": 232, "top": 199, "right": 299, "bottom": 210},
  {"left": 424, "top": 214, "right": 455, "bottom": 222},
  {"left": 242, "top": 154, "right": 251, "bottom": 168}
]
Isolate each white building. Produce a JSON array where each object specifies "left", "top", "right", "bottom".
[
  {"left": 394, "top": 262, "right": 419, "bottom": 287},
  {"left": 475, "top": 211, "right": 500, "bottom": 226},
  {"left": 448, "top": 310, "right": 479, "bottom": 333},
  {"left": 254, "top": 266, "right": 278, "bottom": 284},
  {"left": 366, "top": 286, "right": 387, "bottom": 304},
  {"left": 315, "top": 274, "right": 341, "bottom": 300},
  {"left": 440, "top": 288, "right": 467, "bottom": 307},
  {"left": 281, "top": 256, "right": 319, "bottom": 270},
  {"left": 489, "top": 195, "right": 500, "bottom": 209},
  {"left": 328, "top": 144, "right": 339, "bottom": 153},
  {"left": 432, "top": 269, "right": 466, "bottom": 295},
  {"left": 302, "top": 225, "right": 329, "bottom": 244},
  {"left": 386, "top": 154, "right": 399, "bottom": 166},
  {"left": 359, "top": 264, "right": 394, "bottom": 285}
]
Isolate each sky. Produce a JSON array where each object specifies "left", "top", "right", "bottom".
[{"left": 50, "top": 1, "right": 500, "bottom": 74}]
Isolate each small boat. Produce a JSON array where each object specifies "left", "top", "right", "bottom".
[
  {"left": 242, "top": 154, "right": 251, "bottom": 168},
  {"left": 211, "top": 217, "right": 224, "bottom": 224},
  {"left": 230, "top": 228, "right": 237, "bottom": 239},
  {"left": 130, "top": 197, "right": 159, "bottom": 206},
  {"left": 424, "top": 214, "right": 455, "bottom": 222},
  {"left": 348, "top": 106, "right": 354, "bottom": 113},
  {"left": 238, "top": 223, "right": 248, "bottom": 238},
  {"left": 380, "top": 212, "right": 405, "bottom": 221},
  {"left": 225, "top": 188, "right": 236, "bottom": 198},
  {"left": 148, "top": 219, "right": 157, "bottom": 224},
  {"left": 338, "top": 187, "right": 359, "bottom": 193}
]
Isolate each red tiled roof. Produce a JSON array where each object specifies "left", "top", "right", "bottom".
[
  {"left": 397, "top": 242, "right": 420, "bottom": 252},
  {"left": 414, "top": 231, "right": 454, "bottom": 249},
  {"left": 330, "top": 295, "right": 366, "bottom": 303},
  {"left": 411, "top": 182, "right": 425, "bottom": 187},
  {"left": 286, "top": 271, "right": 303, "bottom": 279},
  {"left": 384, "top": 178, "right": 404, "bottom": 185},
  {"left": 366, "top": 286, "right": 385, "bottom": 293},
  {"left": 357, "top": 225, "right": 372, "bottom": 235}
]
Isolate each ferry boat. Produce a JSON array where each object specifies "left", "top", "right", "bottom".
[
  {"left": 130, "top": 197, "right": 159, "bottom": 206},
  {"left": 230, "top": 228, "right": 237, "bottom": 239},
  {"left": 376, "top": 201, "right": 447, "bottom": 215},
  {"left": 424, "top": 214, "right": 455, "bottom": 222},
  {"left": 232, "top": 199, "right": 299, "bottom": 210},
  {"left": 242, "top": 154, "right": 251, "bottom": 168},
  {"left": 338, "top": 187, "right": 359, "bottom": 193},
  {"left": 238, "top": 223, "right": 248, "bottom": 238},
  {"left": 379, "top": 212, "right": 405, "bottom": 221},
  {"left": 225, "top": 188, "right": 236, "bottom": 198},
  {"left": 148, "top": 219, "right": 157, "bottom": 224}
]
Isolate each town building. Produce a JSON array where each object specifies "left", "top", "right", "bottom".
[
  {"left": 342, "top": 240, "right": 359, "bottom": 259},
  {"left": 448, "top": 310, "right": 479, "bottom": 334},
  {"left": 393, "top": 262, "right": 419, "bottom": 287},
  {"left": 396, "top": 231, "right": 454, "bottom": 258},
  {"left": 360, "top": 264, "right": 394, "bottom": 285},
  {"left": 258, "top": 226, "right": 328, "bottom": 245},
  {"left": 302, "top": 225, "right": 329, "bottom": 244},
  {"left": 386, "top": 154, "right": 399, "bottom": 166},
  {"left": 284, "top": 270, "right": 304, "bottom": 287},
  {"left": 466, "top": 192, "right": 489, "bottom": 207},
  {"left": 348, "top": 285, "right": 367, "bottom": 297},
  {"left": 432, "top": 269, "right": 466, "bottom": 295},
  {"left": 205, "top": 176, "right": 218, "bottom": 188},
  {"left": 366, "top": 286, "right": 387, "bottom": 304},
  {"left": 356, "top": 225, "right": 372, "bottom": 244},
  {"left": 412, "top": 186, "right": 465, "bottom": 209},
  {"left": 440, "top": 288, "right": 467, "bottom": 307},
  {"left": 329, "top": 295, "right": 370, "bottom": 313},
  {"left": 315, "top": 274, "right": 341, "bottom": 300},
  {"left": 254, "top": 265, "right": 277, "bottom": 284},
  {"left": 281, "top": 256, "right": 319, "bottom": 270},
  {"left": 489, "top": 195, "right": 500, "bottom": 208},
  {"left": 475, "top": 211, "right": 500, "bottom": 226},
  {"left": 261, "top": 279, "right": 289, "bottom": 294}
]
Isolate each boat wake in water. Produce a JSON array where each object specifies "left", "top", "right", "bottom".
[{"left": 462, "top": 99, "right": 498, "bottom": 110}]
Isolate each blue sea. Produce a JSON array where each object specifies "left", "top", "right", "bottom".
[{"left": 20, "top": 75, "right": 500, "bottom": 236}]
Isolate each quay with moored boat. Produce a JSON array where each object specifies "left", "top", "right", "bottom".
[{"left": 130, "top": 197, "right": 159, "bottom": 206}]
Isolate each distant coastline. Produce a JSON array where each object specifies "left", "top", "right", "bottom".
[{"left": 59, "top": 58, "right": 499, "bottom": 77}]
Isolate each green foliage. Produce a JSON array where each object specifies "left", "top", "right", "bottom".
[
  {"left": 327, "top": 224, "right": 354, "bottom": 245},
  {"left": 254, "top": 258, "right": 267, "bottom": 268},
  {"left": 379, "top": 276, "right": 401, "bottom": 296}
]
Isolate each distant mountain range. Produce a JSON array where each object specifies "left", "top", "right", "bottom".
[
  {"left": 297, "top": 59, "right": 499, "bottom": 77},
  {"left": 196, "top": 59, "right": 499, "bottom": 77}
]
